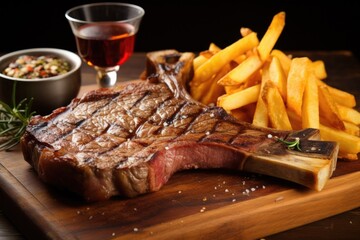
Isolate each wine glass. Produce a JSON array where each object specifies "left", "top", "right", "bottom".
[{"left": 65, "top": 2, "right": 144, "bottom": 88}]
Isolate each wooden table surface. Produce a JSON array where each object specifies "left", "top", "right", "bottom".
[{"left": 1, "top": 51, "right": 360, "bottom": 240}]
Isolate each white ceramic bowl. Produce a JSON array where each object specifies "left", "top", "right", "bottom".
[{"left": 0, "top": 48, "right": 82, "bottom": 115}]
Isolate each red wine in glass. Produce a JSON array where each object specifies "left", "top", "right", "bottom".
[{"left": 75, "top": 22, "right": 135, "bottom": 68}]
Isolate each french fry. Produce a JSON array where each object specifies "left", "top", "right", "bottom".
[
  {"left": 240, "top": 27, "right": 254, "bottom": 37},
  {"left": 193, "top": 55, "right": 208, "bottom": 70},
  {"left": 287, "top": 109, "right": 302, "bottom": 130},
  {"left": 316, "top": 79, "right": 356, "bottom": 108},
  {"left": 302, "top": 73, "right": 319, "bottom": 129},
  {"left": 217, "top": 84, "right": 260, "bottom": 111},
  {"left": 336, "top": 104, "right": 360, "bottom": 125},
  {"left": 320, "top": 124, "right": 360, "bottom": 156},
  {"left": 311, "top": 60, "right": 327, "bottom": 80},
  {"left": 269, "top": 56, "right": 287, "bottom": 100},
  {"left": 199, "top": 64, "right": 229, "bottom": 105},
  {"left": 270, "top": 49, "right": 292, "bottom": 77},
  {"left": 231, "top": 107, "right": 252, "bottom": 122},
  {"left": 190, "top": 78, "right": 213, "bottom": 101},
  {"left": 200, "top": 78, "right": 226, "bottom": 105},
  {"left": 190, "top": 11, "right": 360, "bottom": 160},
  {"left": 209, "top": 42, "right": 221, "bottom": 52},
  {"left": 338, "top": 153, "right": 358, "bottom": 161},
  {"left": 199, "top": 50, "right": 217, "bottom": 59},
  {"left": 262, "top": 81, "right": 292, "bottom": 130},
  {"left": 192, "top": 32, "right": 259, "bottom": 86},
  {"left": 217, "top": 53, "right": 263, "bottom": 85},
  {"left": 318, "top": 85, "right": 345, "bottom": 130},
  {"left": 257, "top": 12, "right": 286, "bottom": 61},
  {"left": 252, "top": 61, "right": 270, "bottom": 127},
  {"left": 343, "top": 121, "right": 360, "bottom": 136},
  {"left": 286, "top": 57, "right": 311, "bottom": 117},
  {"left": 224, "top": 84, "right": 244, "bottom": 94}
]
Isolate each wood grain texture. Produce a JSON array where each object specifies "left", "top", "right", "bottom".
[{"left": 1, "top": 51, "right": 360, "bottom": 240}]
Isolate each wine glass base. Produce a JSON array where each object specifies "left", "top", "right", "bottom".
[{"left": 95, "top": 67, "right": 119, "bottom": 88}]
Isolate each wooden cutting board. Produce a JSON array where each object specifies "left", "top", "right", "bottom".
[{"left": 1, "top": 83, "right": 360, "bottom": 240}]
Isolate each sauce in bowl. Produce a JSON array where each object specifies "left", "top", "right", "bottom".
[{"left": 2, "top": 55, "right": 71, "bottom": 79}]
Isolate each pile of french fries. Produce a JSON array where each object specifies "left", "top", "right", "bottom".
[{"left": 189, "top": 11, "right": 360, "bottom": 160}]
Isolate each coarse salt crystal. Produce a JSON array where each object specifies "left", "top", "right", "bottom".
[
  {"left": 275, "top": 196, "right": 284, "bottom": 202},
  {"left": 267, "top": 134, "right": 273, "bottom": 139},
  {"left": 133, "top": 228, "right": 139, "bottom": 232}
]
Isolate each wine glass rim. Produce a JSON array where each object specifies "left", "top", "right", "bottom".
[{"left": 65, "top": 2, "right": 145, "bottom": 24}]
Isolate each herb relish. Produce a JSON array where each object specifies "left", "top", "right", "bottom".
[{"left": 2, "top": 55, "right": 71, "bottom": 79}]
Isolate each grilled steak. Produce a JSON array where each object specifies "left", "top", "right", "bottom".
[{"left": 21, "top": 50, "right": 339, "bottom": 202}]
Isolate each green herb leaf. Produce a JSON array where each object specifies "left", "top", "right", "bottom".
[
  {"left": 0, "top": 82, "right": 35, "bottom": 151},
  {"left": 275, "top": 136, "right": 302, "bottom": 151}
]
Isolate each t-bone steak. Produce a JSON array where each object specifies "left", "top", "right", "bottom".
[{"left": 21, "top": 50, "right": 339, "bottom": 202}]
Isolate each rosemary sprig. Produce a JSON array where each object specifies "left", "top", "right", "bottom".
[
  {"left": 275, "top": 136, "right": 302, "bottom": 151},
  {"left": 0, "top": 82, "right": 35, "bottom": 151}
]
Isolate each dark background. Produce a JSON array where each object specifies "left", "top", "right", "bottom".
[{"left": 1, "top": 1, "right": 359, "bottom": 59}]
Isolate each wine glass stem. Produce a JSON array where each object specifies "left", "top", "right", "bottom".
[{"left": 95, "top": 66, "right": 119, "bottom": 88}]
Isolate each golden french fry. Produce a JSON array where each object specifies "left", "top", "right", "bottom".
[
  {"left": 257, "top": 11, "right": 286, "bottom": 61},
  {"left": 311, "top": 60, "right": 327, "bottom": 80},
  {"left": 252, "top": 98, "right": 268, "bottom": 127},
  {"left": 253, "top": 61, "right": 270, "bottom": 127},
  {"left": 200, "top": 78, "right": 225, "bottom": 105},
  {"left": 286, "top": 57, "right": 311, "bottom": 117},
  {"left": 199, "top": 50, "right": 216, "bottom": 59},
  {"left": 262, "top": 81, "right": 292, "bottom": 130},
  {"left": 224, "top": 84, "right": 244, "bottom": 94},
  {"left": 217, "top": 53, "right": 263, "bottom": 85},
  {"left": 240, "top": 27, "right": 254, "bottom": 37},
  {"left": 193, "top": 55, "right": 209, "bottom": 70},
  {"left": 343, "top": 121, "right": 360, "bottom": 136},
  {"left": 302, "top": 73, "right": 319, "bottom": 129},
  {"left": 287, "top": 109, "right": 302, "bottom": 130},
  {"left": 231, "top": 108, "right": 252, "bottom": 122},
  {"left": 320, "top": 124, "right": 360, "bottom": 155},
  {"left": 318, "top": 85, "right": 345, "bottom": 130},
  {"left": 199, "top": 64, "right": 229, "bottom": 105},
  {"left": 337, "top": 104, "right": 360, "bottom": 125},
  {"left": 189, "top": 10, "right": 360, "bottom": 160},
  {"left": 209, "top": 42, "right": 221, "bottom": 52},
  {"left": 269, "top": 56, "right": 287, "bottom": 100},
  {"left": 217, "top": 84, "right": 260, "bottom": 111},
  {"left": 270, "top": 49, "right": 292, "bottom": 77},
  {"left": 192, "top": 32, "right": 259, "bottom": 86},
  {"left": 190, "top": 78, "right": 213, "bottom": 101},
  {"left": 316, "top": 79, "right": 356, "bottom": 108},
  {"left": 338, "top": 153, "right": 358, "bottom": 161}
]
